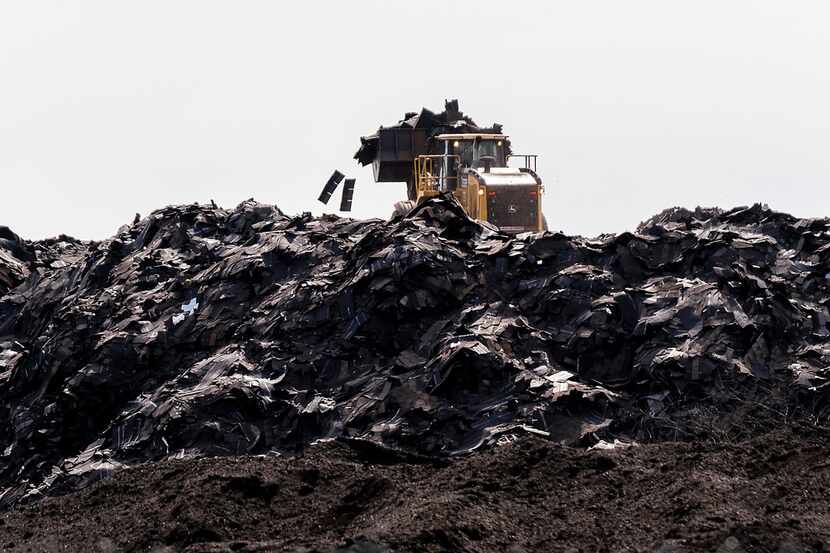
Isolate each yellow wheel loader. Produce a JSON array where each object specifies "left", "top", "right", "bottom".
[{"left": 356, "top": 100, "right": 547, "bottom": 234}]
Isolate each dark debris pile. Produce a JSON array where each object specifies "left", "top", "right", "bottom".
[
  {"left": 1, "top": 198, "right": 829, "bottom": 506},
  {"left": 0, "top": 227, "right": 30, "bottom": 296}
]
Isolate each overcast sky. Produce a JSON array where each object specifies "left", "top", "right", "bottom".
[{"left": 1, "top": 1, "right": 828, "bottom": 240}]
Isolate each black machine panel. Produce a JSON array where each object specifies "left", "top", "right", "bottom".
[{"left": 486, "top": 185, "right": 538, "bottom": 232}]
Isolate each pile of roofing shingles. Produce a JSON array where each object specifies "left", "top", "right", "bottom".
[
  {"left": 0, "top": 228, "right": 31, "bottom": 297},
  {"left": 0, "top": 198, "right": 829, "bottom": 506}
]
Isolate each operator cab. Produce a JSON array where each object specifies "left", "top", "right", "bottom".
[{"left": 439, "top": 133, "right": 507, "bottom": 173}]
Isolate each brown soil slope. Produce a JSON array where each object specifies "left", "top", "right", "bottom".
[{"left": 2, "top": 426, "right": 829, "bottom": 553}]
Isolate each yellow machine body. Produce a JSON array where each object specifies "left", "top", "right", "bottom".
[{"left": 410, "top": 134, "right": 545, "bottom": 233}]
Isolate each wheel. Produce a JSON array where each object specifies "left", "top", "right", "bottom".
[
  {"left": 406, "top": 177, "right": 418, "bottom": 201},
  {"left": 391, "top": 200, "right": 416, "bottom": 220}
]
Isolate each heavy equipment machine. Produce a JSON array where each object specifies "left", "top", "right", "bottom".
[{"left": 354, "top": 100, "right": 546, "bottom": 233}]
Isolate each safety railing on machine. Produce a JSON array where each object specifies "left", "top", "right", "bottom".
[
  {"left": 507, "top": 154, "right": 538, "bottom": 173},
  {"left": 414, "top": 155, "right": 460, "bottom": 195}
]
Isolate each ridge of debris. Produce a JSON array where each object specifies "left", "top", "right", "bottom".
[{"left": 0, "top": 198, "right": 829, "bottom": 507}]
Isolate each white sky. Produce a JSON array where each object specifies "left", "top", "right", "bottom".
[{"left": 1, "top": 1, "right": 828, "bottom": 240}]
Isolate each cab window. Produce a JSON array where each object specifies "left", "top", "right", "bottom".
[
  {"left": 457, "top": 141, "right": 474, "bottom": 167},
  {"left": 477, "top": 140, "right": 498, "bottom": 160}
]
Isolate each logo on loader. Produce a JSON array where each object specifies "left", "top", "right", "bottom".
[{"left": 507, "top": 204, "right": 519, "bottom": 215}]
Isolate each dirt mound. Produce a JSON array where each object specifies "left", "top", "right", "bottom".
[
  {"left": 0, "top": 198, "right": 829, "bottom": 508},
  {"left": 2, "top": 426, "right": 829, "bottom": 552}
]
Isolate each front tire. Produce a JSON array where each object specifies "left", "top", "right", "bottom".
[{"left": 392, "top": 200, "right": 416, "bottom": 220}]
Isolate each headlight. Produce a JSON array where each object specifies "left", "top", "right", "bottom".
[{"left": 478, "top": 188, "right": 485, "bottom": 196}]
